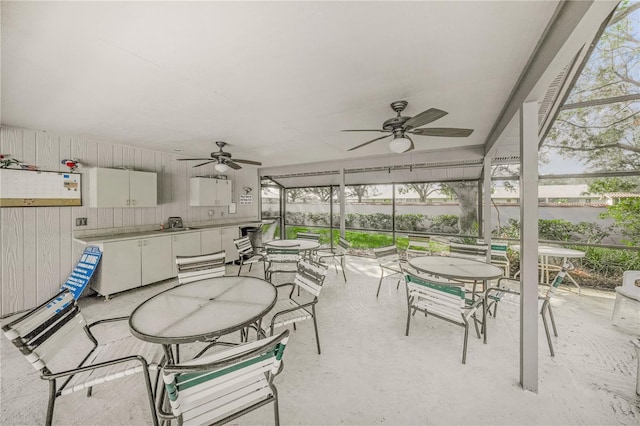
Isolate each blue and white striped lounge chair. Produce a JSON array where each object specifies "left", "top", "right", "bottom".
[
  {"left": 2, "top": 289, "right": 164, "bottom": 426},
  {"left": 260, "top": 258, "right": 328, "bottom": 354},
  {"left": 374, "top": 245, "right": 405, "bottom": 297},
  {"left": 176, "top": 250, "right": 227, "bottom": 284},
  {"left": 157, "top": 330, "right": 290, "bottom": 426},
  {"left": 405, "top": 274, "right": 483, "bottom": 364}
]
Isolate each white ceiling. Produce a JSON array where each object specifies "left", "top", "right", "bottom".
[{"left": 0, "top": 1, "right": 610, "bottom": 172}]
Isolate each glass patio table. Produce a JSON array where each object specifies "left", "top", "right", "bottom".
[
  {"left": 129, "top": 276, "right": 277, "bottom": 363},
  {"left": 265, "top": 239, "right": 320, "bottom": 253},
  {"left": 408, "top": 256, "right": 505, "bottom": 298},
  {"left": 511, "top": 244, "right": 585, "bottom": 293}
]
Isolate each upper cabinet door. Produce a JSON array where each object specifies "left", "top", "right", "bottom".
[
  {"left": 129, "top": 171, "right": 157, "bottom": 207},
  {"left": 89, "top": 168, "right": 130, "bottom": 207},
  {"left": 190, "top": 177, "right": 218, "bottom": 206},
  {"left": 216, "top": 180, "right": 232, "bottom": 205}
]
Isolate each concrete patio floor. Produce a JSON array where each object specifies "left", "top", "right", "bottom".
[{"left": 2, "top": 255, "right": 639, "bottom": 425}]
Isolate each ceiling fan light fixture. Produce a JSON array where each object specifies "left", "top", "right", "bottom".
[
  {"left": 214, "top": 162, "right": 229, "bottom": 173},
  {"left": 389, "top": 136, "right": 412, "bottom": 153}
]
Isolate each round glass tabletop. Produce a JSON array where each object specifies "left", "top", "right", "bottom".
[{"left": 129, "top": 276, "right": 277, "bottom": 344}]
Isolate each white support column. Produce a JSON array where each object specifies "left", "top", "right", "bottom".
[
  {"left": 482, "top": 156, "right": 493, "bottom": 261},
  {"left": 520, "top": 100, "right": 539, "bottom": 392},
  {"left": 339, "top": 168, "right": 345, "bottom": 236}
]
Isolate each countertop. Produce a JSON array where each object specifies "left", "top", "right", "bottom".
[{"left": 74, "top": 220, "right": 262, "bottom": 244}]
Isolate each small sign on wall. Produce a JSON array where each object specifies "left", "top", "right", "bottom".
[{"left": 239, "top": 194, "right": 252, "bottom": 205}]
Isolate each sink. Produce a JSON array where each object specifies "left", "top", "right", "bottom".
[{"left": 155, "top": 227, "right": 198, "bottom": 232}]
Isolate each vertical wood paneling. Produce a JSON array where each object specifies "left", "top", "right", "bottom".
[
  {"left": 59, "top": 137, "right": 74, "bottom": 286},
  {"left": 22, "top": 129, "right": 38, "bottom": 309},
  {"left": 1, "top": 209, "right": 24, "bottom": 314},
  {"left": 97, "top": 143, "right": 114, "bottom": 228},
  {"left": 72, "top": 137, "right": 90, "bottom": 230},
  {"left": 0, "top": 126, "right": 259, "bottom": 315},
  {"left": 36, "top": 207, "right": 60, "bottom": 301}
]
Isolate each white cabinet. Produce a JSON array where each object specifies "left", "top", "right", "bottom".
[
  {"left": 190, "top": 178, "right": 232, "bottom": 206},
  {"left": 91, "top": 235, "right": 173, "bottom": 298},
  {"left": 221, "top": 226, "right": 240, "bottom": 263},
  {"left": 201, "top": 228, "right": 222, "bottom": 254},
  {"left": 141, "top": 236, "right": 173, "bottom": 285},
  {"left": 171, "top": 232, "right": 202, "bottom": 275},
  {"left": 89, "top": 167, "right": 157, "bottom": 208}
]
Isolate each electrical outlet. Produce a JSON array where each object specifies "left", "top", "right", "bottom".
[{"left": 76, "top": 217, "right": 87, "bottom": 226}]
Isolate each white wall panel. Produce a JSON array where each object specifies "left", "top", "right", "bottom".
[{"left": 0, "top": 126, "right": 259, "bottom": 316}]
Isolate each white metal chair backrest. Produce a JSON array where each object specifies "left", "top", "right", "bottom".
[
  {"left": 405, "top": 274, "right": 466, "bottom": 323},
  {"left": 296, "top": 232, "right": 320, "bottom": 242},
  {"left": 374, "top": 245, "right": 401, "bottom": 267},
  {"left": 234, "top": 236, "right": 254, "bottom": 257},
  {"left": 2, "top": 289, "right": 83, "bottom": 371},
  {"left": 619, "top": 270, "right": 640, "bottom": 300},
  {"left": 161, "top": 330, "right": 290, "bottom": 426},
  {"left": 176, "top": 251, "right": 226, "bottom": 284},
  {"left": 406, "top": 235, "right": 432, "bottom": 258},
  {"left": 449, "top": 243, "right": 489, "bottom": 262},
  {"left": 294, "top": 258, "right": 329, "bottom": 297},
  {"left": 336, "top": 236, "right": 351, "bottom": 255},
  {"left": 543, "top": 261, "right": 573, "bottom": 299}
]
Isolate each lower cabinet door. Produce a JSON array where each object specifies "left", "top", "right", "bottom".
[
  {"left": 221, "top": 227, "right": 240, "bottom": 263},
  {"left": 201, "top": 228, "right": 222, "bottom": 254},
  {"left": 92, "top": 240, "right": 142, "bottom": 296},
  {"left": 141, "top": 236, "right": 173, "bottom": 286}
]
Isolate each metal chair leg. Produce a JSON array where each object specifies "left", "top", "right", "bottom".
[
  {"left": 237, "top": 261, "right": 242, "bottom": 276},
  {"left": 541, "top": 307, "right": 555, "bottom": 357},
  {"left": 341, "top": 257, "right": 347, "bottom": 282},
  {"left": 142, "top": 363, "right": 160, "bottom": 426},
  {"left": 376, "top": 271, "right": 384, "bottom": 297},
  {"left": 46, "top": 379, "right": 56, "bottom": 426},
  {"left": 548, "top": 304, "right": 558, "bottom": 336},
  {"left": 273, "top": 388, "right": 280, "bottom": 426},
  {"left": 312, "top": 305, "right": 321, "bottom": 355},
  {"left": 462, "top": 323, "right": 469, "bottom": 364}
]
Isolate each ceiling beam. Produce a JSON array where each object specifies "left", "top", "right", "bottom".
[{"left": 484, "top": 1, "right": 595, "bottom": 157}]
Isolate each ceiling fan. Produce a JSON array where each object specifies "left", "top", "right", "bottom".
[
  {"left": 176, "top": 141, "right": 262, "bottom": 172},
  {"left": 343, "top": 100, "right": 474, "bottom": 153}
]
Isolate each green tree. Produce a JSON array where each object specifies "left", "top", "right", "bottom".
[
  {"left": 347, "top": 185, "right": 380, "bottom": 202},
  {"left": 542, "top": 2, "right": 640, "bottom": 171},
  {"left": 306, "top": 187, "right": 333, "bottom": 202},
  {"left": 397, "top": 183, "right": 440, "bottom": 202},
  {"left": 286, "top": 188, "right": 307, "bottom": 202},
  {"left": 602, "top": 198, "right": 640, "bottom": 245},
  {"left": 441, "top": 182, "right": 478, "bottom": 235}
]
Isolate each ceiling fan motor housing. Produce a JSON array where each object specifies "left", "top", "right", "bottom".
[{"left": 383, "top": 116, "right": 411, "bottom": 131}]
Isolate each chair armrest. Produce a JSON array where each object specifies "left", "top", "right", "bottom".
[
  {"left": 269, "top": 300, "right": 318, "bottom": 330},
  {"left": 87, "top": 316, "right": 129, "bottom": 329},
  {"left": 42, "top": 354, "right": 150, "bottom": 380}
]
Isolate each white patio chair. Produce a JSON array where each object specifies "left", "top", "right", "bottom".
[
  {"left": 234, "top": 236, "right": 266, "bottom": 277},
  {"left": 404, "top": 273, "right": 483, "bottom": 364},
  {"left": 612, "top": 270, "right": 640, "bottom": 325},
  {"left": 314, "top": 236, "right": 351, "bottom": 281},
  {"left": 2, "top": 289, "right": 163, "bottom": 426},
  {"left": 260, "top": 258, "right": 328, "bottom": 354},
  {"left": 483, "top": 261, "right": 573, "bottom": 357},
  {"left": 405, "top": 234, "right": 432, "bottom": 260},
  {"left": 374, "top": 245, "right": 405, "bottom": 298},
  {"left": 157, "top": 330, "right": 290, "bottom": 426},
  {"left": 176, "top": 250, "right": 226, "bottom": 284},
  {"left": 264, "top": 245, "right": 301, "bottom": 283}
]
